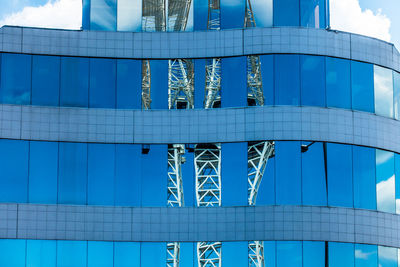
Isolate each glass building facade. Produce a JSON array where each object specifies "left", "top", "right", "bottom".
[{"left": 0, "top": 0, "right": 400, "bottom": 266}]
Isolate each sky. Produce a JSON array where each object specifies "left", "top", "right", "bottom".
[{"left": 0, "top": 0, "right": 399, "bottom": 49}]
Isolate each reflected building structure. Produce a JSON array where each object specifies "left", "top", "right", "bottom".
[{"left": 1, "top": 0, "right": 400, "bottom": 266}]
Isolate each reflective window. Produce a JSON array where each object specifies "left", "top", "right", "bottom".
[
  {"left": 379, "top": 246, "right": 398, "bottom": 267},
  {"left": 394, "top": 71, "right": 400, "bottom": 120},
  {"left": 0, "top": 53, "right": 31, "bottom": 104},
  {"left": 82, "top": 0, "right": 90, "bottom": 29},
  {"left": 114, "top": 242, "right": 141, "bottom": 267},
  {"left": 222, "top": 143, "right": 247, "bottom": 206},
  {"left": 88, "top": 144, "right": 115, "bottom": 205},
  {"left": 168, "top": 0, "right": 193, "bottom": 31},
  {"left": 89, "top": 58, "right": 116, "bottom": 108},
  {"left": 256, "top": 146, "right": 275, "bottom": 205},
  {"left": 29, "top": 141, "right": 58, "bottom": 204},
  {"left": 221, "top": 0, "right": 245, "bottom": 29},
  {"left": 376, "top": 150, "right": 395, "bottom": 213},
  {"left": 326, "top": 57, "right": 351, "bottom": 109},
  {"left": 32, "top": 55, "right": 60, "bottom": 106},
  {"left": 396, "top": 154, "right": 400, "bottom": 214},
  {"left": 355, "top": 244, "right": 378, "bottom": 267},
  {"left": 90, "top": 0, "right": 117, "bottom": 31},
  {"left": 251, "top": 0, "right": 273, "bottom": 27},
  {"left": 327, "top": 143, "right": 353, "bottom": 207},
  {"left": 26, "top": 240, "right": 56, "bottom": 267},
  {"left": 150, "top": 60, "right": 168, "bottom": 109},
  {"left": 301, "top": 142, "right": 327, "bottom": 206},
  {"left": 374, "top": 65, "right": 394, "bottom": 118},
  {"left": 0, "top": 240, "right": 25, "bottom": 266},
  {"left": 273, "top": 0, "right": 300, "bottom": 26},
  {"left": 0, "top": 140, "right": 29, "bottom": 203},
  {"left": 264, "top": 241, "right": 276, "bottom": 267},
  {"left": 141, "top": 243, "right": 166, "bottom": 267},
  {"left": 88, "top": 242, "right": 113, "bottom": 267},
  {"left": 222, "top": 242, "right": 248, "bottom": 265},
  {"left": 193, "top": 0, "right": 208, "bottom": 31},
  {"left": 117, "top": 0, "right": 142, "bottom": 31},
  {"left": 222, "top": 57, "right": 247, "bottom": 107},
  {"left": 277, "top": 241, "right": 302, "bottom": 266},
  {"left": 57, "top": 241, "right": 87, "bottom": 267},
  {"left": 115, "top": 144, "right": 142, "bottom": 206},
  {"left": 303, "top": 241, "right": 325, "bottom": 267},
  {"left": 352, "top": 61, "right": 374, "bottom": 113},
  {"left": 300, "top": 55, "right": 326, "bottom": 107},
  {"left": 194, "top": 59, "right": 206, "bottom": 108},
  {"left": 275, "top": 55, "right": 300, "bottom": 105},
  {"left": 353, "top": 146, "right": 376, "bottom": 210},
  {"left": 182, "top": 147, "right": 195, "bottom": 207},
  {"left": 58, "top": 143, "right": 88, "bottom": 205},
  {"left": 260, "top": 55, "right": 274, "bottom": 106},
  {"left": 300, "top": 0, "right": 326, "bottom": 28},
  {"left": 275, "top": 141, "right": 301, "bottom": 205},
  {"left": 117, "top": 59, "right": 142, "bottom": 109},
  {"left": 141, "top": 145, "right": 167, "bottom": 206},
  {"left": 329, "top": 242, "right": 354, "bottom": 267},
  {"left": 60, "top": 57, "right": 89, "bottom": 107}
]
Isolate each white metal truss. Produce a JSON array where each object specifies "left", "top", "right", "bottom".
[
  {"left": 204, "top": 58, "right": 221, "bottom": 109},
  {"left": 247, "top": 55, "right": 264, "bottom": 106},
  {"left": 249, "top": 241, "right": 265, "bottom": 267},
  {"left": 167, "top": 242, "right": 180, "bottom": 267},
  {"left": 168, "top": 0, "right": 192, "bottom": 31},
  {"left": 142, "top": 0, "right": 166, "bottom": 32},
  {"left": 142, "top": 60, "right": 152, "bottom": 110},
  {"left": 197, "top": 241, "right": 222, "bottom": 267},
  {"left": 168, "top": 59, "right": 194, "bottom": 109}
]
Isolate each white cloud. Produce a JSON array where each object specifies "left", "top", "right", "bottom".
[
  {"left": 0, "top": 0, "right": 81, "bottom": 30},
  {"left": 330, "top": 0, "right": 391, "bottom": 42},
  {"left": 355, "top": 249, "right": 374, "bottom": 260}
]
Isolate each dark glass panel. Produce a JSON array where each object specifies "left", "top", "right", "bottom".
[
  {"left": 150, "top": 60, "right": 168, "bottom": 109},
  {"left": 260, "top": 55, "right": 274, "bottom": 106},
  {"left": 117, "top": 59, "right": 142, "bottom": 109},
  {"left": 60, "top": 57, "right": 89, "bottom": 107},
  {"left": 353, "top": 146, "right": 376, "bottom": 210},
  {"left": 326, "top": 57, "right": 351, "bottom": 109},
  {"left": 221, "top": 0, "right": 245, "bottom": 29},
  {"left": 300, "top": 55, "right": 326, "bottom": 107},
  {"left": 32, "top": 55, "right": 60, "bottom": 106},
  {"left": 351, "top": 61, "right": 374, "bottom": 112},
  {"left": 89, "top": 58, "right": 116, "bottom": 108},
  {"left": 221, "top": 57, "right": 247, "bottom": 107},
  {"left": 273, "top": 0, "right": 300, "bottom": 26},
  {"left": 275, "top": 55, "right": 300, "bottom": 105}
]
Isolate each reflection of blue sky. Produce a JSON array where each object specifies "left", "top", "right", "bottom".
[{"left": 252, "top": 0, "right": 273, "bottom": 27}]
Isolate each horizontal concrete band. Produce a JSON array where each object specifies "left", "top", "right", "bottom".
[
  {"left": 0, "top": 104, "right": 398, "bottom": 153},
  {"left": 0, "top": 204, "right": 399, "bottom": 247},
  {"left": 0, "top": 26, "right": 399, "bottom": 73}
]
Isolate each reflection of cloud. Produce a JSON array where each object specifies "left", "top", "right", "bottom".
[
  {"left": 355, "top": 249, "right": 374, "bottom": 260},
  {"left": 0, "top": 0, "right": 81, "bottom": 30},
  {"left": 377, "top": 175, "right": 395, "bottom": 211},
  {"left": 376, "top": 147, "right": 394, "bottom": 165},
  {"left": 378, "top": 246, "right": 398, "bottom": 262},
  {"left": 374, "top": 66, "right": 394, "bottom": 116},
  {"left": 330, "top": 0, "right": 391, "bottom": 42}
]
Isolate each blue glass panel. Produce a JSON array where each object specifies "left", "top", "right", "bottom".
[
  {"left": 193, "top": 0, "right": 208, "bottom": 31},
  {"left": 222, "top": 242, "right": 247, "bottom": 266},
  {"left": 376, "top": 150, "right": 395, "bottom": 213},
  {"left": 90, "top": 0, "right": 117, "bottom": 31},
  {"left": 355, "top": 244, "right": 378, "bottom": 267},
  {"left": 275, "top": 55, "right": 300, "bottom": 105},
  {"left": 221, "top": 0, "right": 245, "bottom": 29},
  {"left": 329, "top": 242, "right": 354, "bottom": 267},
  {"left": 300, "top": 55, "right": 326, "bottom": 107},
  {"left": 141, "top": 243, "right": 166, "bottom": 267},
  {"left": 182, "top": 148, "right": 195, "bottom": 207},
  {"left": 277, "top": 241, "right": 302, "bottom": 266},
  {"left": 60, "top": 57, "right": 89, "bottom": 107},
  {"left": 89, "top": 58, "right": 116, "bottom": 108},
  {"left": 82, "top": 0, "right": 91, "bottom": 29},
  {"left": 394, "top": 71, "right": 400, "bottom": 120},
  {"left": 88, "top": 144, "right": 115, "bottom": 205},
  {"left": 141, "top": 145, "right": 167, "bottom": 206},
  {"left": 150, "top": 60, "right": 168, "bottom": 109},
  {"left": 326, "top": 57, "right": 351, "bottom": 109},
  {"left": 114, "top": 242, "right": 141, "bottom": 267},
  {"left": 275, "top": 141, "right": 301, "bottom": 205},
  {"left": 256, "top": 151, "right": 275, "bottom": 205},
  {"left": 0, "top": 240, "right": 26, "bottom": 267},
  {"left": 273, "top": 0, "right": 300, "bottom": 26},
  {"left": 88, "top": 242, "right": 113, "bottom": 267},
  {"left": 222, "top": 57, "right": 247, "bottom": 107},
  {"left": 396, "top": 154, "right": 400, "bottom": 214},
  {"left": 379, "top": 246, "right": 397, "bottom": 267},
  {"left": 117, "top": 59, "right": 142, "bottom": 109},
  {"left": 351, "top": 61, "right": 374, "bottom": 112},
  {"left": 115, "top": 144, "right": 142, "bottom": 206},
  {"left": 117, "top": 0, "right": 142, "bottom": 31},
  {"left": 327, "top": 143, "right": 353, "bottom": 207},
  {"left": 0, "top": 53, "right": 31, "bottom": 104},
  {"left": 58, "top": 142, "right": 87, "bottom": 205},
  {"left": 300, "top": 0, "right": 326, "bottom": 28},
  {"left": 264, "top": 241, "right": 276, "bottom": 267},
  {"left": 194, "top": 59, "right": 206, "bottom": 108},
  {"left": 29, "top": 141, "right": 58, "bottom": 204},
  {"left": 260, "top": 55, "right": 274, "bottom": 105},
  {"left": 180, "top": 243, "right": 195, "bottom": 267},
  {"left": 222, "top": 143, "right": 247, "bottom": 206},
  {"left": 32, "top": 55, "right": 60, "bottom": 106},
  {"left": 57, "top": 241, "right": 87, "bottom": 267},
  {"left": 353, "top": 146, "right": 376, "bottom": 210},
  {"left": 303, "top": 241, "right": 325, "bottom": 267},
  {"left": 301, "top": 142, "right": 327, "bottom": 206},
  {"left": 26, "top": 240, "right": 56, "bottom": 267},
  {"left": 0, "top": 139, "right": 29, "bottom": 203},
  {"left": 251, "top": 0, "right": 273, "bottom": 27},
  {"left": 375, "top": 66, "right": 394, "bottom": 118}
]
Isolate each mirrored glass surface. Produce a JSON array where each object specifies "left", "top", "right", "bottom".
[
  {"left": 300, "top": 55, "right": 326, "bottom": 107},
  {"left": 0, "top": 240, "right": 26, "bottom": 267},
  {"left": 60, "top": 57, "right": 89, "bottom": 107},
  {"left": 396, "top": 154, "right": 400, "bottom": 214},
  {"left": 114, "top": 242, "right": 141, "bottom": 267},
  {"left": 193, "top": 0, "right": 208, "bottom": 30},
  {"left": 182, "top": 147, "right": 195, "bottom": 207},
  {"left": 256, "top": 145, "right": 275, "bottom": 205},
  {"left": 222, "top": 57, "right": 247, "bottom": 107},
  {"left": 376, "top": 149, "right": 395, "bottom": 213},
  {"left": 117, "top": 59, "right": 142, "bottom": 109},
  {"left": 379, "top": 246, "right": 398, "bottom": 267},
  {"left": 353, "top": 146, "right": 376, "bottom": 210},
  {"left": 117, "top": 0, "right": 142, "bottom": 31},
  {"left": 57, "top": 241, "right": 87, "bottom": 267},
  {"left": 264, "top": 241, "right": 276, "bottom": 267},
  {"left": 273, "top": 0, "right": 300, "bottom": 26},
  {"left": 329, "top": 242, "right": 355, "bottom": 267},
  {"left": 26, "top": 240, "right": 56, "bottom": 267},
  {"left": 221, "top": 0, "right": 245, "bottom": 29},
  {"left": 90, "top": 0, "right": 117, "bottom": 31},
  {"left": 355, "top": 244, "right": 378, "bottom": 267},
  {"left": 150, "top": 60, "right": 168, "bottom": 109},
  {"left": 394, "top": 71, "right": 400, "bottom": 120},
  {"left": 89, "top": 58, "right": 116, "bottom": 108},
  {"left": 303, "top": 241, "right": 325, "bottom": 267},
  {"left": 222, "top": 242, "right": 248, "bottom": 266},
  {"left": 300, "top": 0, "right": 326, "bottom": 28},
  {"left": 326, "top": 57, "right": 351, "bottom": 109},
  {"left": 374, "top": 65, "right": 394, "bottom": 118},
  {"left": 88, "top": 241, "right": 113, "bottom": 267},
  {"left": 351, "top": 61, "right": 374, "bottom": 113},
  {"left": 275, "top": 55, "right": 300, "bottom": 105},
  {"left": 194, "top": 59, "right": 206, "bottom": 108},
  {"left": 277, "top": 241, "right": 302, "bottom": 266},
  {"left": 251, "top": 0, "right": 273, "bottom": 27},
  {"left": 260, "top": 55, "right": 274, "bottom": 106},
  {"left": 141, "top": 243, "right": 166, "bottom": 267},
  {"left": 32, "top": 55, "right": 60, "bottom": 106}
]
